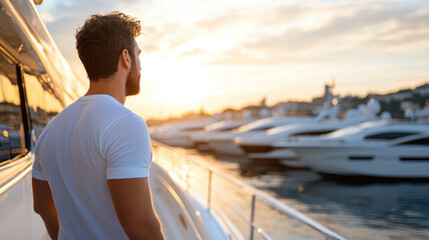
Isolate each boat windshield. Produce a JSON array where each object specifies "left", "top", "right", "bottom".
[
  {"left": 237, "top": 121, "right": 269, "bottom": 132},
  {"left": 327, "top": 125, "right": 363, "bottom": 138},
  {"left": 206, "top": 122, "right": 242, "bottom": 132},
  {"left": 267, "top": 124, "right": 298, "bottom": 135},
  {"left": 328, "top": 121, "right": 385, "bottom": 138},
  {"left": 205, "top": 121, "right": 227, "bottom": 131},
  {"left": 237, "top": 125, "right": 272, "bottom": 132}
]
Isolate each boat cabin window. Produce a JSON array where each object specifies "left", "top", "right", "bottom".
[
  {"left": 239, "top": 126, "right": 273, "bottom": 132},
  {"left": 24, "top": 73, "right": 64, "bottom": 140},
  {"left": 250, "top": 127, "right": 273, "bottom": 131},
  {"left": 219, "top": 126, "right": 240, "bottom": 132},
  {"left": 0, "top": 53, "right": 25, "bottom": 164},
  {"left": 398, "top": 137, "right": 429, "bottom": 146},
  {"left": 237, "top": 124, "right": 273, "bottom": 132},
  {"left": 364, "top": 132, "right": 417, "bottom": 140},
  {"left": 182, "top": 127, "right": 205, "bottom": 132},
  {"left": 290, "top": 130, "right": 335, "bottom": 137}
]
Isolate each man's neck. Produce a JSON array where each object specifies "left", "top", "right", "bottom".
[{"left": 85, "top": 76, "right": 127, "bottom": 105}]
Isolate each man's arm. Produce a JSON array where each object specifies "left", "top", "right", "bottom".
[
  {"left": 108, "top": 177, "right": 164, "bottom": 240},
  {"left": 32, "top": 177, "right": 59, "bottom": 240}
]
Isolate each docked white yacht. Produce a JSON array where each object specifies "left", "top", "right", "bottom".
[
  {"left": 189, "top": 119, "right": 255, "bottom": 151},
  {"left": 150, "top": 120, "right": 215, "bottom": 148},
  {"left": 239, "top": 99, "right": 389, "bottom": 167},
  {"left": 276, "top": 121, "right": 429, "bottom": 178},
  {"left": 207, "top": 116, "right": 314, "bottom": 156},
  {"left": 0, "top": 0, "right": 86, "bottom": 238},
  {"left": 239, "top": 122, "right": 346, "bottom": 165},
  {"left": 207, "top": 84, "right": 343, "bottom": 157},
  {"left": 0, "top": 1, "right": 348, "bottom": 239}
]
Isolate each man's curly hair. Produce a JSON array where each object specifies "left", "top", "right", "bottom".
[{"left": 75, "top": 12, "right": 142, "bottom": 80}]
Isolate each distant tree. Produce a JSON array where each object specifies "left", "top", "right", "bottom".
[{"left": 379, "top": 100, "right": 403, "bottom": 119}]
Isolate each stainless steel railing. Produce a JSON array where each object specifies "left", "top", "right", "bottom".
[{"left": 152, "top": 141, "right": 347, "bottom": 240}]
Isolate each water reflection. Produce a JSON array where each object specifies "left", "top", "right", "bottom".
[
  {"left": 24, "top": 73, "right": 63, "bottom": 139},
  {"left": 0, "top": 52, "right": 25, "bottom": 162},
  {"left": 177, "top": 147, "right": 429, "bottom": 240},
  {"left": 300, "top": 180, "right": 429, "bottom": 228}
]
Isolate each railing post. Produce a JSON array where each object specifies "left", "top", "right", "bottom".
[
  {"left": 207, "top": 170, "right": 213, "bottom": 211},
  {"left": 250, "top": 193, "right": 256, "bottom": 240},
  {"left": 186, "top": 158, "right": 190, "bottom": 190},
  {"left": 154, "top": 145, "right": 159, "bottom": 162},
  {"left": 169, "top": 150, "right": 174, "bottom": 171},
  {"left": 173, "top": 152, "right": 176, "bottom": 172}
]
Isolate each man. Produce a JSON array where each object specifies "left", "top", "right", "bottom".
[{"left": 31, "top": 12, "right": 164, "bottom": 240}]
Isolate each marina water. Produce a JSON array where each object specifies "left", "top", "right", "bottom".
[{"left": 171, "top": 147, "right": 429, "bottom": 240}]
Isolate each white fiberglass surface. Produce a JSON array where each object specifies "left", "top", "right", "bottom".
[
  {"left": 237, "top": 117, "right": 312, "bottom": 133},
  {"left": 267, "top": 123, "right": 300, "bottom": 135},
  {"left": 326, "top": 121, "right": 384, "bottom": 139},
  {"left": 0, "top": 173, "right": 47, "bottom": 240},
  {"left": 266, "top": 123, "right": 335, "bottom": 137},
  {"left": 205, "top": 120, "right": 253, "bottom": 132}
]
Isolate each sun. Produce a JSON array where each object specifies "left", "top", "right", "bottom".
[{"left": 143, "top": 56, "right": 216, "bottom": 107}]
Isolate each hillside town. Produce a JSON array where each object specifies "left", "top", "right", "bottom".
[{"left": 148, "top": 82, "right": 429, "bottom": 126}]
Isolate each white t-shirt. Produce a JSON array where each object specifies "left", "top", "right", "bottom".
[{"left": 32, "top": 94, "right": 152, "bottom": 240}]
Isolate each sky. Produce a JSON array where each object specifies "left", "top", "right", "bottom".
[{"left": 36, "top": 0, "right": 429, "bottom": 120}]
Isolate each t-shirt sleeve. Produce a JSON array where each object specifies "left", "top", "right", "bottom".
[
  {"left": 103, "top": 114, "right": 152, "bottom": 179},
  {"left": 32, "top": 141, "right": 47, "bottom": 181}
]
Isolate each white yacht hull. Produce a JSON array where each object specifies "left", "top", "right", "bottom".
[
  {"left": 208, "top": 140, "right": 244, "bottom": 156},
  {"left": 248, "top": 149, "right": 309, "bottom": 168},
  {"left": 280, "top": 159, "right": 308, "bottom": 168},
  {"left": 248, "top": 148, "right": 296, "bottom": 160},
  {"left": 0, "top": 156, "right": 48, "bottom": 240},
  {"left": 150, "top": 163, "right": 232, "bottom": 240},
  {"left": 292, "top": 145, "right": 429, "bottom": 178}
]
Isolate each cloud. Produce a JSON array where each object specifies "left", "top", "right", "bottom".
[
  {"left": 207, "top": 48, "right": 302, "bottom": 65},
  {"left": 249, "top": 7, "right": 402, "bottom": 51},
  {"left": 138, "top": 23, "right": 200, "bottom": 54},
  {"left": 40, "top": 12, "right": 56, "bottom": 23},
  {"left": 203, "top": 1, "right": 429, "bottom": 66},
  {"left": 119, "top": 0, "right": 429, "bottom": 69},
  {"left": 38, "top": 0, "right": 429, "bottom": 65},
  {"left": 178, "top": 48, "right": 206, "bottom": 58},
  {"left": 35, "top": 0, "right": 429, "bottom": 119}
]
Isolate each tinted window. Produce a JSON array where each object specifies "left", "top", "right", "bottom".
[
  {"left": 24, "top": 73, "right": 64, "bottom": 139},
  {"left": 250, "top": 127, "right": 272, "bottom": 132},
  {"left": 399, "top": 137, "right": 429, "bottom": 146},
  {"left": 364, "top": 132, "right": 417, "bottom": 140},
  {"left": 290, "top": 130, "right": 334, "bottom": 137},
  {"left": 238, "top": 125, "right": 272, "bottom": 132},
  {"left": 219, "top": 126, "right": 240, "bottom": 132},
  {"left": 0, "top": 53, "right": 25, "bottom": 163},
  {"left": 182, "top": 127, "right": 205, "bottom": 132}
]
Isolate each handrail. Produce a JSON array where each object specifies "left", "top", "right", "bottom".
[
  {"left": 0, "top": 153, "right": 34, "bottom": 196},
  {"left": 152, "top": 140, "right": 347, "bottom": 240}
]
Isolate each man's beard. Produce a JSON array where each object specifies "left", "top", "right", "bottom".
[{"left": 125, "top": 59, "right": 141, "bottom": 96}]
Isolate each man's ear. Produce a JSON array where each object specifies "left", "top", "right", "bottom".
[{"left": 119, "top": 49, "right": 132, "bottom": 69}]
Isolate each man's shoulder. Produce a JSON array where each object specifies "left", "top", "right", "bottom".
[
  {"left": 108, "top": 112, "right": 148, "bottom": 132},
  {"left": 102, "top": 113, "right": 151, "bottom": 152}
]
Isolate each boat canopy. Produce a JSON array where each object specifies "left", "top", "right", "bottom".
[{"left": 0, "top": 0, "right": 87, "bottom": 105}]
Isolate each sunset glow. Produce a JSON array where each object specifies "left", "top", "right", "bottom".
[{"left": 37, "top": 0, "right": 429, "bottom": 119}]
